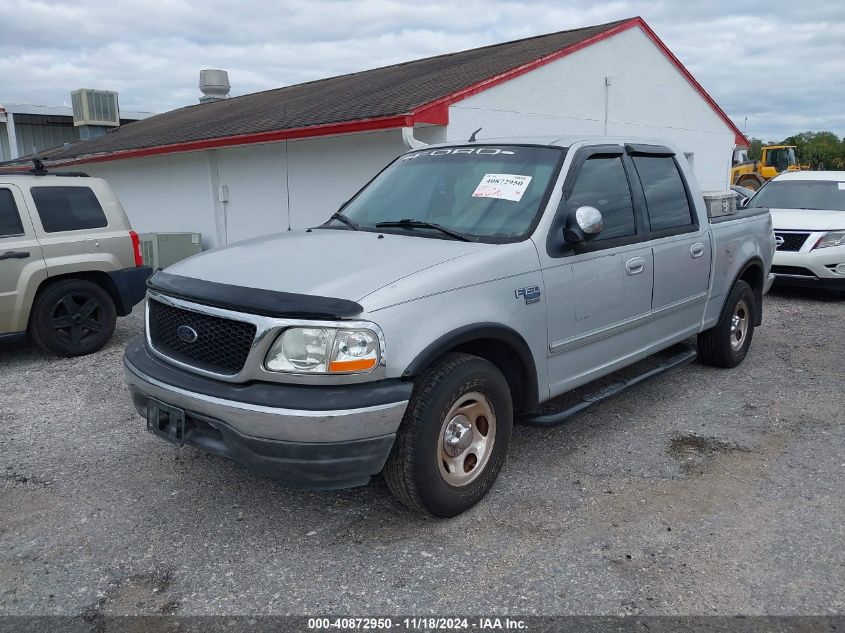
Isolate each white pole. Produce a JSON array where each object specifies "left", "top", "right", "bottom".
[{"left": 6, "top": 112, "right": 19, "bottom": 160}]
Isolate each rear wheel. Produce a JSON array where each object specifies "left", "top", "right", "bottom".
[
  {"left": 697, "top": 280, "right": 755, "bottom": 368},
  {"left": 383, "top": 353, "right": 513, "bottom": 517},
  {"left": 29, "top": 279, "right": 116, "bottom": 357}
]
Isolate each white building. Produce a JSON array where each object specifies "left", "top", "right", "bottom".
[{"left": 30, "top": 17, "right": 746, "bottom": 249}]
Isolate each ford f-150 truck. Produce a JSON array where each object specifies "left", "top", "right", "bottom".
[{"left": 124, "top": 136, "right": 775, "bottom": 517}]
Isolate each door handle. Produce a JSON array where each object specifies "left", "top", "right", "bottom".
[
  {"left": 690, "top": 242, "right": 705, "bottom": 259},
  {"left": 625, "top": 256, "right": 645, "bottom": 275},
  {"left": 0, "top": 251, "right": 30, "bottom": 260}
]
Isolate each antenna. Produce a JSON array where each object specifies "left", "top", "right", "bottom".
[
  {"left": 468, "top": 127, "right": 482, "bottom": 143},
  {"left": 31, "top": 158, "right": 48, "bottom": 174}
]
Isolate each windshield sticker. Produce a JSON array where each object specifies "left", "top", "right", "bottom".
[
  {"left": 838, "top": 183, "right": 845, "bottom": 190},
  {"left": 472, "top": 174, "right": 533, "bottom": 202}
]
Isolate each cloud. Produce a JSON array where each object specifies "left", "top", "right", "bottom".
[{"left": 1, "top": 0, "right": 843, "bottom": 141}]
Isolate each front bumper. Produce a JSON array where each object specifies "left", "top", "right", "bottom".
[
  {"left": 124, "top": 337, "right": 411, "bottom": 488},
  {"left": 771, "top": 243, "right": 845, "bottom": 291}
]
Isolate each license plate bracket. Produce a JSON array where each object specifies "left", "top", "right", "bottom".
[{"left": 146, "top": 398, "right": 186, "bottom": 446}]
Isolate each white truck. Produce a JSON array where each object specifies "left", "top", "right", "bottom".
[{"left": 124, "top": 136, "right": 776, "bottom": 516}]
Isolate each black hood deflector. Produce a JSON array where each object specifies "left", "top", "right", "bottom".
[{"left": 147, "top": 271, "right": 364, "bottom": 319}]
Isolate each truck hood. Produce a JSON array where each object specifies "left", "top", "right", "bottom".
[
  {"left": 770, "top": 208, "right": 845, "bottom": 231},
  {"left": 164, "top": 229, "right": 491, "bottom": 302}
]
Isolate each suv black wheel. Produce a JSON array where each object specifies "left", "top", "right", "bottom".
[
  {"left": 30, "top": 279, "right": 117, "bottom": 357},
  {"left": 383, "top": 353, "right": 513, "bottom": 517},
  {"left": 697, "top": 280, "right": 755, "bottom": 368}
]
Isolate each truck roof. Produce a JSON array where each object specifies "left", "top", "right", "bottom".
[{"left": 421, "top": 134, "right": 678, "bottom": 150}]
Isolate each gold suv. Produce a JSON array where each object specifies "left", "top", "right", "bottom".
[{"left": 0, "top": 166, "right": 151, "bottom": 356}]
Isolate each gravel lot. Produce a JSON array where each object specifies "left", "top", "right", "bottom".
[{"left": 1, "top": 288, "right": 843, "bottom": 617}]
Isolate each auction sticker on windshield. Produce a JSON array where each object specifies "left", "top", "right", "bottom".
[{"left": 472, "top": 174, "right": 532, "bottom": 202}]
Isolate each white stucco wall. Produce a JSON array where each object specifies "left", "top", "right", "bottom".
[
  {"left": 445, "top": 25, "right": 736, "bottom": 192},
  {"left": 72, "top": 152, "right": 220, "bottom": 248}
]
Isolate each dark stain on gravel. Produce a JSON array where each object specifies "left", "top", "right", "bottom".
[
  {"left": 668, "top": 433, "right": 750, "bottom": 474},
  {"left": 82, "top": 568, "right": 178, "bottom": 624}
]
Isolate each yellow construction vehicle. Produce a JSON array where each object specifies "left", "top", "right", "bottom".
[{"left": 731, "top": 145, "right": 805, "bottom": 190}]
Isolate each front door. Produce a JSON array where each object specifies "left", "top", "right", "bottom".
[
  {"left": 538, "top": 148, "right": 654, "bottom": 397},
  {"left": 0, "top": 184, "right": 46, "bottom": 334}
]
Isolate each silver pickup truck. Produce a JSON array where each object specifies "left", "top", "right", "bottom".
[{"left": 124, "top": 136, "right": 775, "bottom": 517}]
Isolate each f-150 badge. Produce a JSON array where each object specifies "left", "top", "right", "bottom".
[{"left": 514, "top": 286, "right": 541, "bottom": 304}]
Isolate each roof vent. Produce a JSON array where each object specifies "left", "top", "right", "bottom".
[
  {"left": 199, "top": 69, "right": 231, "bottom": 104},
  {"left": 71, "top": 89, "right": 120, "bottom": 127}
]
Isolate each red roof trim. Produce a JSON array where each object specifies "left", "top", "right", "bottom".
[
  {"left": 51, "top": 114, "right": 414, "bottom": 167},
  {"left": 52, "top": 17, "right": 746, "bottom": 167}
]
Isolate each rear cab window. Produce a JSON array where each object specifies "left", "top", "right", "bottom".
[
  {"left": 0, "top": 189, "right": 25, "bottom": 237},
  {"left": 30, "top": 186, "right": 108, "bottom": 233},
  {"left": 632, "top": 156, "right": 696, "bottom": 232}
]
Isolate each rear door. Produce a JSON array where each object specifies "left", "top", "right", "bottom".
[
  {"left": 539, "top": 145, "right": 654, "bottom": 396},
  {"left": 0, "top": 184, "right": 47, "bottom": 333},
  {"left": 627, "top": 146, "right": 711, "bottom": 339}
]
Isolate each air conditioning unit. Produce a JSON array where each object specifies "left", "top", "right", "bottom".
[
  {"left": 140, "top": 233, "right": 203, "bottom": 271},
  {"left": 71, "top": 89, "right": 121, "bottom": 127}
]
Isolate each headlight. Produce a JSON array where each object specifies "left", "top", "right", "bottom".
[
  {"left": 265, "top": 327, "right": 380, "bottom": 374},
  {"left": 814, "top": 231, "right": 845, "bottom": 249}
]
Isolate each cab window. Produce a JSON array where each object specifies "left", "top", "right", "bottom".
[
  {"left": 30, "top": 186, "right": 108, "bottom": 233},
  {"left": 0, "top": 189, "right": 25, "bottom": 237},
  {"left": 632, "top": 156, "right": 695, "bottom": 231},
  {"left": 567, "top": 156, "right": 636, "bottom": 241}
]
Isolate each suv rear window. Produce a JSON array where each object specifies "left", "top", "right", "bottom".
[
  {"left": 0, "top": 189, "right": 25, "bottom": 237},
  {"left": 30, "top": 186, "right": 108, "bottom": 233},
  {"left": 633, "top": 156, "right": 695, "bottom": 231}
]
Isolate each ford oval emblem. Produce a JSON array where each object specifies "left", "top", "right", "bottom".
[{"left": 176, "top": 325, "right": 199, "bottom": 344}]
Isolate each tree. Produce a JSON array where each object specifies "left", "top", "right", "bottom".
[{"left": 781, "top": 131, "right": 845, "bottom": 169}]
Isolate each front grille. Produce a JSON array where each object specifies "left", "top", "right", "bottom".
[
  {"left": 148, "top": 299, "right": 257, "bottom": 375},
  {"left": 774, "top": 232, "right": 810, "bottom": 252},
  {"left": 771, "top": 265, "right": 816, "bottom": 277}
]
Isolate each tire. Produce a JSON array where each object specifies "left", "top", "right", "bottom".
[
  {"left": 736, "top": 177, "right": 762, "bottom": 191},
  {"left": 383, "top": 353, "right": 513, "bottom": 517},
  {"left": 697, "top": 280, "right": 755, "bottom": 368},
  {"left": 29, "top": 279, "right": 117, "bottom": 357}
]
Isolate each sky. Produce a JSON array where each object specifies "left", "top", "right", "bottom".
[{"left": 1, "top": 0, "right": 843, "bottom": 142}]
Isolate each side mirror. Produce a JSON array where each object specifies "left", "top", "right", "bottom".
[
  {"left": 564, "top": 206, "right": 603, "bottom": 244},
  {"left": 738, "top": 196, "right": 750, "bottom": 209}
]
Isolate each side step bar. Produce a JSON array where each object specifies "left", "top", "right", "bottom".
[{"left": 522, "top": 346, "right": 698, "bottom": 427}]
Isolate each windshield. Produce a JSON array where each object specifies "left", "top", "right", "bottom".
[
  {"left": 333, "top": 145, "right": 564, "bottom": 241},
  {"left": 750, "top": 180, "right": 845, "bottom": 211},
  {"left": 765, "top": 147, "right": 797, "bottom": 172}
]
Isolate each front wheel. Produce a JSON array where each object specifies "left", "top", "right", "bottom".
[
  {"left": 383, "top": 353, "right": 513, "bottom": 517},
  {"left": 697, "top": 280, "right": 755, "bottom": 368}
]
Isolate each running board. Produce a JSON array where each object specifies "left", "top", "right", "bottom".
[{"left": 521, "top": 346, "right": 698, "bottom": 427}]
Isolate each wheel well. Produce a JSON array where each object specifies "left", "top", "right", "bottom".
[
  {"left": 440, "top": 338, "right": 537, "bottom": 415},
  {"left": 737, "top": 262, "right": 764, "bottom": 326},
  {"left": 32, "top": 271, "right": 121, "bottom": 318}
]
